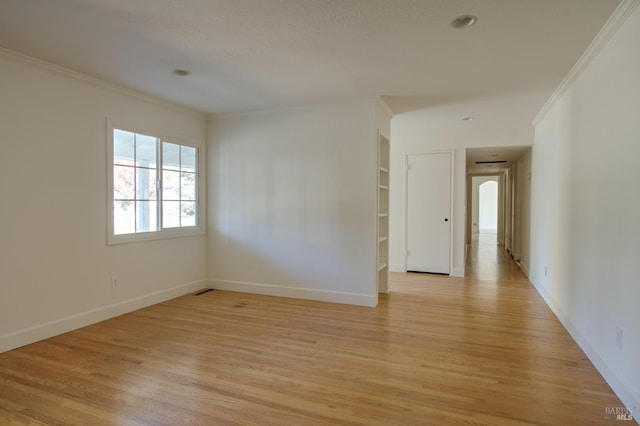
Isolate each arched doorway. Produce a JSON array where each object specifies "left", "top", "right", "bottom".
[{"left": 479, "top": 181, "right": 498, "bottom": 237}]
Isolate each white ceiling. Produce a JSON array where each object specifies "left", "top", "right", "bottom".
[
  {"left": 0, "top": 0, "right": 620, "bottom": 118},
  {"left": 466, "top": 146, "right": 531, "bottom": 175},
  {"left": 0, "top": 0, "right": 622, "bottom": 169}
]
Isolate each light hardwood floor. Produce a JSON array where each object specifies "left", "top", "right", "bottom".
[
  {"left": 465, "top": 233, "right": 526, "bottom": 281},
  {"left": 0, "top": 237, "right": 623, "bottom": 425}
]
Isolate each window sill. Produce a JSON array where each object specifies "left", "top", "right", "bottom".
[{"left": 107, "top": 226, "right": 205, "bottom": 245}]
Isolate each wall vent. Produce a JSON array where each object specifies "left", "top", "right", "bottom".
[{"left": 194, "top": 288, "right": 214, "bottom": 296}]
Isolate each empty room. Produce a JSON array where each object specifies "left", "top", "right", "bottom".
[{"left": 1, "top": 0, "right": 638, "bottom": 424}]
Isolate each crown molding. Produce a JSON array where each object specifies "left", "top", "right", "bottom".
[
  {"left": 533, "top": 0, "right": 640, "bottom": 126},
  {"left": 0, "top": 47, "right": 205, "bottom": 119}
]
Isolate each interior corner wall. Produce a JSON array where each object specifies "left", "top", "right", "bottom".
[
  {"left": 206, "top": 99, "right": 380, "bottom": 307},
  {"left": 0, "top": 52, "right": 208, "bottom": 352},
  {"left": 531, "top": 4, "right": 640, "bottom": 413},
  {"left": 388, "top": 120, "right": 534, "bottom": 276},
  {"left": 375, "top": 98, "right": 393, "bottom": 140}
]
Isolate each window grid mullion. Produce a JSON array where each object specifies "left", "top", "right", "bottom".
[
  {"left": 178, "top": 145, "right": 182, "bottom": 227},
  {"left": 112, "top": 128, "right": 198, "bottom": 238},
  {"left": 158, "top": 138, "right": 163, "bottom": 231},
  {"left": 195, "top": 147, "right": 199, "bottom": 226},
  {"left": 134, "top": 133, "right": 138, "bottom": 233}
]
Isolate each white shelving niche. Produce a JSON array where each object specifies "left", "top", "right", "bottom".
[{"left": 377, "top": 133, "right": 390, "bottom": 293}]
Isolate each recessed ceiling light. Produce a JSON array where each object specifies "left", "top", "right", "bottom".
[
  {"left": 462, "top": 116, "right": 475, "bottom": 121},
  {"left": 172, "top": 69, "right": 191, "bottom": 77},
  {"left": 451, "top": 15, "right": 478, "bottom": 29}
]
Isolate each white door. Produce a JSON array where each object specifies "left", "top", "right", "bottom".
[{"left": 406, "top": 152, "right": 451, "bottom": 274}]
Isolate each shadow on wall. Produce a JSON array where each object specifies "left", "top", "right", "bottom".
[{"left": 207, "top": 155, "right": 372, "bottom": 297}]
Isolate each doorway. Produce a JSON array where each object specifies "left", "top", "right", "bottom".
[
  {"left": 479, "top": 180, "right": 498, "bottom": 236},
  {"left": 471, "top": 176, "right": 499, "bottom": 241},
  {"left": 405, "top": 152, "right": 452, "bottom": 274},
  {"left": 464, "top": 145, "right": 532, "bottom": 279}
]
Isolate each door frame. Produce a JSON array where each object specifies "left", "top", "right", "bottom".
[{"left": 403, "top": 150, "right": 455, "bottom": 273}]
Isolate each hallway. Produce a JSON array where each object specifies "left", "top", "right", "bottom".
[
  {"left": 386, "top": 234, "right": 623, "bottom": 424},
  {"left": 465, "top": 232, "right": 526, "bottom": 281}
]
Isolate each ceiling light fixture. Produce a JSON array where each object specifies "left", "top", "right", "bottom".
[
  {"left": 451, "top": 15, "right": 478, "bottom": 29},
  {"left": 172, "top": 69, "right": 191, "bottom": 77}
]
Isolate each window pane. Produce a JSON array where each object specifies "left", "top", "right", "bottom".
[
  {"left": 114, "top": 130, "right": 135, "bottom": 165},
  {"left": 163, "top": 201, "right": 180, "bottom": 228},
  {"left": 111, "top": 128, "right": 199, "bottom": 239},
  {"left": 136, "top": 134, "right": 157, "bottom": 167},
  {"left": 163, "top": 170, "right": 180, "bottom": 200},
  {"left": 136, "top": 167, "right": 157, "bottom": 200},
  {"left": 181, "top": 145, "right": 196, "bottom": 172},
  {"left": 136, "top": 201, "right": 157, "bottom": 233},
  {"left": 181, "top": 201, "right": 196, "bottom": 227},
  {"left": 181, "top": 172, "right": 196, "bottom": 200},
  {"left": 114, "top": 200, "right": 135, "bottom": 235},
  {"left": 114, "top": 165, "right": 135, "bottom": 199},
  {"left": 162, "top": 142, "right": 180, "bottom": 171}
]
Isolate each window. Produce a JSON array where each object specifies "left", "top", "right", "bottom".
[{"left": 108, "top": 124, "right": 203, "bottom": 244}]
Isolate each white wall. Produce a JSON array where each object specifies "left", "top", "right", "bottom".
[
  {"left": 531, "top": 2, "right": 640, "bottom": 413},
  {"left": 0, "top": 50, "right": 208, "bottom": 352},
  {"left": 206, "top": 99, "right": 385, "bottom": 306},
  {"left": 389, "top": 117, "right": 533, "bottom": 275}
]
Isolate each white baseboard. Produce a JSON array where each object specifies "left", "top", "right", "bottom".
[
  {"left": 208, "top": 278, "right": 378, "bottom": 307},
  {"left": 530, "top": 279, "right": 640, "bottom": 420},
  {"left": 0, "top": 279, "right": 207, "bottom": 354},
  {"left": 389, "top": 264, "right": 405, "bottom": 273},
  {"left": 518, "top": 261, "right": 530, "bottom": 278},
  {"left": 451, "top": 267, "right": 465, "bottom": 277}
]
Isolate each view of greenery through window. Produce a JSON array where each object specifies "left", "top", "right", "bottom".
[{"left": 113, "top": 129, "right": 197, "bottom": 235}]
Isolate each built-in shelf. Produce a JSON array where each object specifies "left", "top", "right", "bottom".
[{"left": 377, "top": 133, "right": 390, "bottom": 294}]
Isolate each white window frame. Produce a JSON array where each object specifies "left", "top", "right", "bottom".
[{"left": 106, "top": 120, "right": 205, "bottom": 245}]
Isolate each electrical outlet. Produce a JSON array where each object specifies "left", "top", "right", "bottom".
[
  {"left": 616, "top": 327, "right": 623, "bottom": 350},
  {"left": 111, "top": 275, "right": 119, "bottom": 289},
  {"left": 544, "top": 266, "right": 548, "bottom": 277}
]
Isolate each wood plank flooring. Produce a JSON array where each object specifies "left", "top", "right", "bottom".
[
  {"left": 0, "top": 239, "right": 623, "bottom": 425},
  {"left": 465, "top": 233, "right": 526, "bottom": 281}
]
